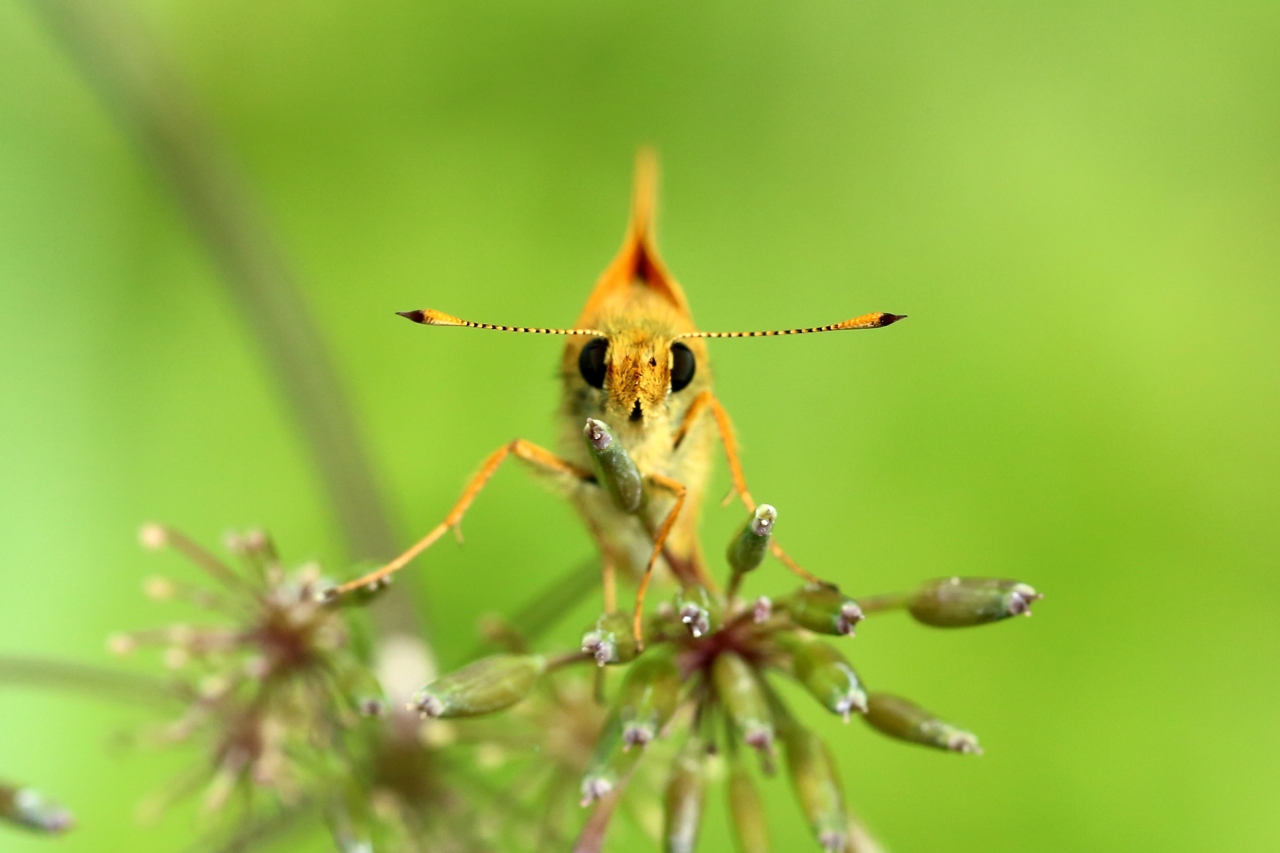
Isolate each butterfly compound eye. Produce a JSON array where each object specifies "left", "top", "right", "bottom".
[
  {"left": 670, "top": 342, "right": 696, "bottom": 392},
  {"left": 579, "top": 338, "right": 609, "bottom": 389}
]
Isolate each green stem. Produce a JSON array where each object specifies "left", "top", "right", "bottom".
[
  {"left": 855, "top": 591, "right": 910, "bottom": 615},
  {"left": 0, "top": 655, "right": 182, "bottom": 707}
]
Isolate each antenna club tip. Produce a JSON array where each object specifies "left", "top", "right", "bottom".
[
  {"left": 399, "top": 308, "right": 465, "bottom": 326},
  {"left": 834, "top": 312, "right": 908, "bottom": 331}
]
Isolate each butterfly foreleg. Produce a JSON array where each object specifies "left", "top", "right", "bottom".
[{"left": 328, "top": 439, "right": 593, "bottom": 599}]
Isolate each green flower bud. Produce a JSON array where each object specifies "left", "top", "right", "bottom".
[
  {"left": 582, "top": 611, "right": 639, "bottom": 667},
  {"left": 583, "top": 419, "right": 643, "bottom": 513},
  {"left": 864, "top": 693, "right": 982, "bottom": 754},
  {"left": 409, "top": 654, "right": 546, "bottom": 719},
  {"left": 780, "top": 725, "right": 846, "bottom": 852},
  {"left": 581, "top": 711, "right": 643, "bottom": 805},
  {"left": 663, "top": 741, "right": 707, "bottom": 853},
  {"left": 712, "top": 652, "right": 774, "bottom": 751},
  {"left": 0, "top": 785, "right": 73, "bottom": 834},
  {"left": 780, "top": 584, "right": 864, "bottom": 636},
  {"left": 618, "top": 649, "right": 681, "bottom": 749},
  {"left": 675, "top": 586, "right": 723, "bottom": 638},
  {"left": 907, "top": 577, "right": 1042, "bottom": 627},
  {"left": 727, "top": 504, "right": 776, "bottom": 575},
  {"left": 779, "top": 634, "right": 867, "bottom": 722},
  {"left": 727, "top": 760, "right": 770, "bottom": 853}
]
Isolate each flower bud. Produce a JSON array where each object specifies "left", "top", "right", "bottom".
[
  {"left": 780, "top": 725, "right": 846, "bottom": 852},
  {"left": 0, "top": 785, "right": 73, "bottom": 834},
  {"left": 863, "top": 693, "right": 982, "bottom": 754},
  {"left": 409, "top": 654, "right": 546, "bottom": 719},
  {"left": 663, "top": 742, "right": 707, "bottom": 853},
  {"left": 712, "top": 652, "right": 774, "bottom": 751},
  {"left": 727, "top": 504, "right": 776, "bottom": 575},
  {"left": 582, "top": 611, "right": 639, "bottom": 666},
  {"left": 780, "top": 635, "right": 867, "bottom": 722},
  {"left": 675, "top": 586, "right": 723, "bottom": 638},
  {"left": 727, "top": 760, "right": 770, "bottom": 853},
  {"left": 618, "top": 649, "right": 681, "bottom": 749},
  {"left": 583, "top": 419, "right": 643, "bottom": 513},
  {"left": 907, "top": 577, "right": 1042, "bottom": 627},
  {"left": 780, "top": 584, "right": 864, "bottom": 636},
  {"left": 581, "top": 711, "right": 643, "bottom": 805}
]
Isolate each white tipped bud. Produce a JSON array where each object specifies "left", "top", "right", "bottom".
[
  {"left": 753, "top": 596, "right": 773, "bottom": 623},
  {"left": 243, "top": 529, "right": 268, "bottom": 552},
  {"left": 622, "top": 722, "right": 656, "bottom": 749},
  {"left": 837, "top": 602, "right": 865, "bottom": 636},
  {"left": 743, "top": 725, "right": 774, "bottom": 752},
  {"left": 679, "top": 603, "right": 710, "bottom": 638},
  {"left": 2, "top": 787, "right": 74, "bottom": 834},
  {"left": 412, "top": 693, "right": 446, "bottom": 718},
  {"left": 138, "top": 523, "right": 168, "bottom": 551},
  {"left": 907, "top": 577, "right": 1043, "bottom": 627},
  {"left": 750, "top": 504, "right": 777, "bottom": 537},
  {"left": 581, "top": 613, "right": 637, "bottom": 666},
  {"left": 581, "top": 630, "right": 617, "bottom": 667},
  {"left": 580, "top": 775, "right": 613, "bottom": 807},
  {"left": 106, "top": 633, "right": 136, "bottom": 656},
  {"left": 583, "top": 418, "right": 613, "bottom": 451}
]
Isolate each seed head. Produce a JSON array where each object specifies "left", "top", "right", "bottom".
[
  {"left": 581, "top": 612, "right": 638, "bottom": 666},
  {"left": 907, "top": 577, "right": 1043, "bottom": 627},
  {"left": 409, "top": 654, "right": 547, "bottom": 719},
  {"left": 0, "top": 785, "right": 74, "bottom": 835},
  {"left": 864, "top": 693, "right": 983, "bottom": 754},
  {"left": 781, "top": 584, "right": 865, "bottom": 636}
]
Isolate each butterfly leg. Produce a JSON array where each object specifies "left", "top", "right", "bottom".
[
  {"left": 328, "top": 439, "right": 593, "bottom": 599},
  {"left": 672, "top": 390, "right": 823, "bottom": 585}
]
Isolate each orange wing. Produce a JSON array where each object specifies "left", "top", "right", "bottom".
[{"left": 575, "top": 149, "right": 694, "bottom": 328}]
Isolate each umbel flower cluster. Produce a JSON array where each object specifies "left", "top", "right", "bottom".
[
  {"left": 97, "top": 431, "right": 1041, "bottom": 853},
  {"left": 410, "top": 488, "right": 1043, "bottom": 851},
  {"left": 108, "top": 526, "right": 387, "bottom": 817},
  {"left": 101, "top": 509, "right": 1041, "bottom": 853}
]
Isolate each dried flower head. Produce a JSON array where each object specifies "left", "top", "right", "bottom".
[
  {"left": 117, "top": 525, "right": 390, "bottom": 826},
  {"left": 117, "top": 525, "right": 603, "bottom": 852}
]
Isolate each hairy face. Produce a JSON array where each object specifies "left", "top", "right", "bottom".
[{"left": 565, "top": 323, "right": 706, "bottom": 430}]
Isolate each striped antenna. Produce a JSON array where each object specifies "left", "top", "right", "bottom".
[
  {"left": 677, "top": 312, "right": 906, "bottom": 339},
  {"left": 397, "top": 309, "right": 606, "bottom": 337}
]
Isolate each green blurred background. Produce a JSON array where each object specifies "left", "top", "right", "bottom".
[{"left": 2, "top": 1, "right": 1278, "bottom": 850}]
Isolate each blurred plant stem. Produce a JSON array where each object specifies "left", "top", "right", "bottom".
[
  {"left": 27, "top": 0, "right": 422, "bottom": 641},
  {"left": 0, "top": 655, "right": 181, "bottom": 707}
]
